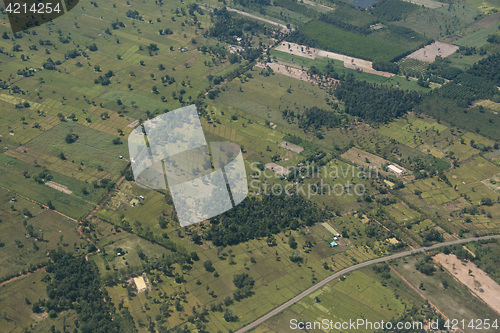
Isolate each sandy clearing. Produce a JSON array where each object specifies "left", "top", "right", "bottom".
[
  {"left": 265, "top": 163, "right": 291, "bottom": 176},
  {"left": 45, "top": 181, "right": 73, "bottom": 195},
  {"left": 302, "top": 0, "right": 335, "bottom": 11},
  {"left": 407, "top": 41, "right": 459, "bottom": 63},
  {"left": 226, "top": 7, "right": 292, "bottom": 33},
  {"left": 401, "top": 0, "right": 446, "bottom": 9},
  {"left": 134, "top": 276, "right": 147, "bottom": 292},
  {"left": 474, "top": 99, "right": 500, "bottom": 113},
  {"left": 341, "top": 147, "right": 398, "bottom": 173},
  {"left": 127, "top": 119, "right": 139, "bottom": 128},
  {"left": 275, "top": 42, "right": 394, "bottom": 78},
  {"left": 434, "top": 253, "right": 500, "bottom": 315},
  {"left": 255, "top": 62, "right": 337, "bottom": 86},
  {"left": 280, "top": 141, "right": 304, "bottom": 154}
]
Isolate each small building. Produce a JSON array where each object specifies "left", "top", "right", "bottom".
[
  {"left": 330, "top": 241, "right": 338, "bottom": 247},
  {"left": 387, "top": 164, "right": 404, "bottom": 175},
  {"left": 139, "top": 195, "right": 145, "bottom": 200}
]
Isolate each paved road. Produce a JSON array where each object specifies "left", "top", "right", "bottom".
[{"left": 236, "top": 235, "right": 500, "bottom": 333}]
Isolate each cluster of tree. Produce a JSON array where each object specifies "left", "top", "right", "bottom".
[
  {"left": 198, "top": 44, "right": 226, "bottom": 58},
  {"left": 296, "top": 106, "right": 345, "bottom": 132},
  {"left": 205, "top": 195, "right": 329, "bottom": 246},
  {"left": 487, "top": 34, "right": 500, "bottom": 44},
  {"left": 43, "top": 250, "right": 117, "bottom": 332},
  {"left": 415, "top": 255, "right": 436, "bottom": 275},
  {"left": 126, "top": 10, "right": 143, "bottom": 20},
  {"left": 415, "top": 96, "right": 500, "bottom": 141},
  {"left": 209, "top": 8, "right": 275, "bottom": 45},
  {"left": 94, "top": 70, "right": 115, "bottom": 86},
  {"left": 422, "top": 229, "right": 443, "bottom": 244},
  {"left": 34, "top": 168, "right": 53, "bottom": 184},
  {"left": 318, "top": 12, "right": 372, "bottom": 35},
  {"left": 16, "top": 68, "right": 36, "bottom": 78},
  {"left": 91, "top": 178, "right": 115, "bottom": 190},
  {"left": 64, "top": 49, "right": 81, "bottom": 59},
  {"left": 232, "top": 273, "right": 255, "bottom": 301},
  {"left": 42, "top": 58, "right": 61, "bottom": 70},
  {"left": 438, "top": 73, "right": 497, "bottom": 107},
  {"left": 372, "top": 61, "right": 399, "bottom": 74},
  {"left": 365, "top": 223, "right": 389, "bottom": 241},
  {"left": 372, "top": 263, "right": 391, "bottom": 279},
  {"left": 335, "top": 75, "right": 422, "bottom": 123},
  {"left": 370, "top": 0, "right": 419, "bottom": 22},
  {"left": 65, "top": 133, "right": 79, "bottom": 143},
  {"left": 378, "top": 304, "right": 444, "bottom": 332},
  {"left": 110, "top": 21, "right": 125, "bottom": 30},
  {"left": 468, "top": 53, "right": 500, "bottom": 86}
]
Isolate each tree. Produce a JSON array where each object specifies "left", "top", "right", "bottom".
[
  {"left": 233, "top": 273, "right": 254, "bottom": 289},
  {"left": 203, "top": 260, "right": 215, "bottom": 272},
  {"left": 158, "top": 215, "right": 168, "bottom": 229},
  {"left": 65, "top": 133, "right": 79, "bottom": 144},
  {"left": 47, "top": 200, "right": 55, "bottom": 210},
  {"left": 23, "top": 208, "right": 32, "bottom": 218},
  {"left": 112, "top": 137, "right": 123, "bottom": 145},
  {"left": 224, "top": 309, "right": 237, "bottom": 322},
  {"left": 288, "top": 235, "right": 297, "bottom": 249}
]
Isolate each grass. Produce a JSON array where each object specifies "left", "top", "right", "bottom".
[
  {"left": 454, "top": 23, "right": 500, "bottom": 48},
  {"left": 299, "top": 20, "right": 428, "bottom": 62},
  {"left": 394, "top": 2, "right": 481, "bottom": 40},
  {"left": 25, "top": 122, "right": 128, "bottom": 174},
  {"left": 0, "top": 0, "right": 499, "bottom": 331},
  {"left": 392, "top": 254, "right": 499, "bottom": 331},
  {"left": 0, "top": 154, "right": 93, "bottom": 219},
  {"left": 0, "top": 201, "right": 83, "bottom": 280},
  {"left": 256, "top": 266, "right": 422, "bottom": 332},
  {"left": 0, "top": 270, "right": 78, "bottom": 333},
  {"left": 270, "top": 49, "right": 395, "bottom": 84}
]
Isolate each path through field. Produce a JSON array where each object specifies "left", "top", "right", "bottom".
[{"left": 235, "top": 235, "right": 500, "bottom": 333}]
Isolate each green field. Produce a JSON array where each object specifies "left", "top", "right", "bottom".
[{"left": 298, "top": 20, "right": 429, "bottom": 62}]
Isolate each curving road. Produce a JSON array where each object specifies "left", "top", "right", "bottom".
[{"left": 236, "top": 235, "right": 500, "bottom": 333}]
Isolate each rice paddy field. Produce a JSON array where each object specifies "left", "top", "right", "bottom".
[
  {"left": 254, "top": 266, "right": 422, "bottom": 333},
  {"left": 0, "top": 0, "right": 499, "bottom": 332}
]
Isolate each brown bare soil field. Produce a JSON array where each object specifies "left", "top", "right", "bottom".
[
  {"left": 255, "top": 62, "right": 337, "bottom": 86},
  {"left": 275, "top": 42, "right": 394, "bottom": 78},
  {"left": 341, "top": 147, "right": 396, "bottom": 172},
  {"left": 45, "top": 180, "right": 73, "bottom": 195},
  {"left": 407, "top": 41, "right": 459, "bottom": 63},
  {"left": 434, "top": 253, "right": 500, "bottom": 315},
  {"left": 280, "top": 141, "right": 304, "bottom": 154},
  {"left": 265, "top": 162, "right": 291, "bottom": 176},
  {"left": 469, "top": 13, "right": 500, "bottom": 30}
]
